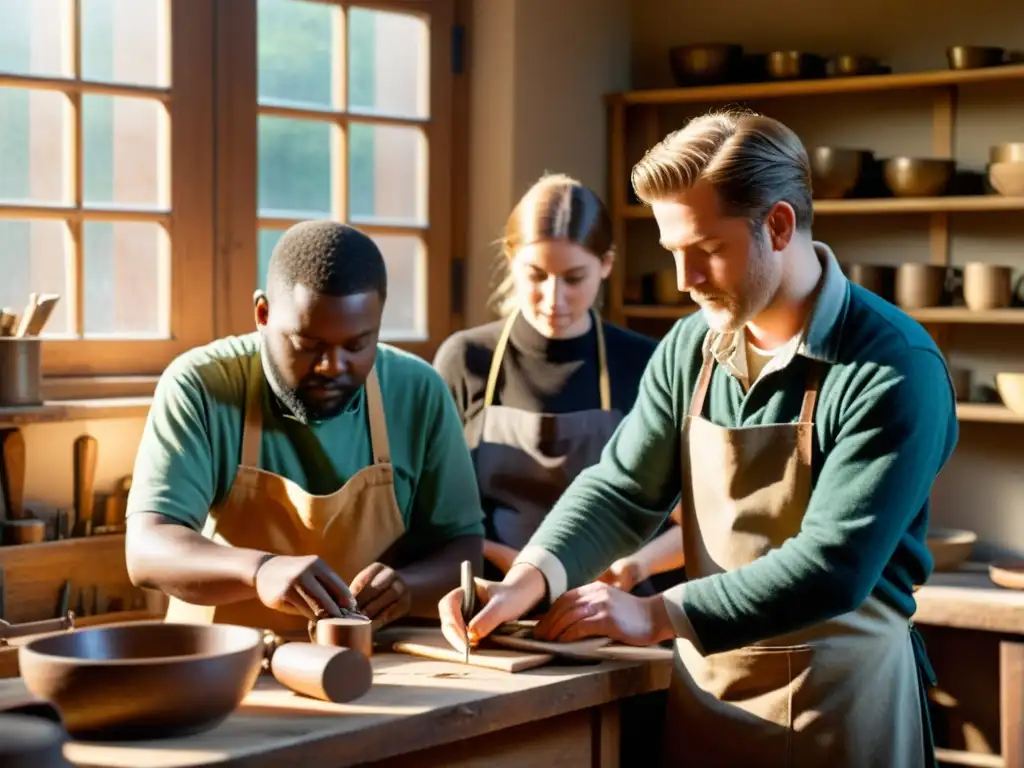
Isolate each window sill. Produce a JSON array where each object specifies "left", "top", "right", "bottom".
[{"left": 0, "top": 397, "right": 153, "bottom": 428}]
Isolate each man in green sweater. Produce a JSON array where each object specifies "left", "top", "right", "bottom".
[{"left": 439, "top": 110, "right": 957, "bottom": 766}]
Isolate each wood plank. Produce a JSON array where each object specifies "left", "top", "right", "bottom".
[
  {"left": 387, "top": 628, "right": 555, "bottom": 672},
  {"left": 607, "top": 63, "right": 1024, "bottom": 106},
  {"left": 0, "top": 398, "right": 152, "bottom": 428},
  {"left": 958, "top": 404, "right": 1024, "bottom": 424},
  {"left": 621, "top": 304, "right": 1024, "bottom": 327},
  {"left": 935, "top": 747, "right": 1004, "bottom": 767},
  {"left": 1001, "top": 641, "right": 1024, "bottom": 768},
  {"left": 914, "top": 564, "right": 1024, "bottom": 634},
  {"left": 7, "top": 651, "right": 672, "bottom": 767}
]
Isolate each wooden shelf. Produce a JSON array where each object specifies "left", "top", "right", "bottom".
[
  {"left": 622, "top": 305, "right": 1024, "bottom": 325},
  {"left": 0, "top": 396, "right": 152, "bottom": 428},
  {"left": 622, "top": 196, "right": 1024, "bottom": 219},
  {"left": 608, "top": 63, "right": 1024, "bottom": 106},
  {"left": 956, "top": 404, "right": 1024, "bottom": 424}
]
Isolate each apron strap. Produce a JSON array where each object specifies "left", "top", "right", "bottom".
[
  {"left": 365, "top": 366, "right": 391, "bottom": 465},
  {"left": 484, "top": 308, "right": 611, "bottom": 411},
  {"left": 798, "top": 360, "right": 824, "bottom": 424},
  {"left": 240, "top": 352, "right": 265, "bottom": 469},
  {"left": 688, "top": 336, "right": 716, "bottom": 420}
]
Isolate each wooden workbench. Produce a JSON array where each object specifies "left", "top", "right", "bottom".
[
  {"left": 913, "top": 563, "right": 1024, "bottom": 768},
  {"left": 0, "top": 648, "right": 672, "bottom": 767}
]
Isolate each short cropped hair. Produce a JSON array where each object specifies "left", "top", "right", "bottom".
[
  {"left": 267, "top": 220, "right": 388, "bottom": 300},
  {"left": 631, "top": 108, "right": 814, "bottom": 231}
]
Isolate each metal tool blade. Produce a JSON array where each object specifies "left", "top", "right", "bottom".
[{"left": 460, "top": 560, "right": 475, "bottom": 664}]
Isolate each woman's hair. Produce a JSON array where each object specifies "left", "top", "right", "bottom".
[
  {"left": 488, "top": 173, "right": 614, "bottom": 317},
  {"left": 631, "top": 108, "right": 814, "bottom": 233}
]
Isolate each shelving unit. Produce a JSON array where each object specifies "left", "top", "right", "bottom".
[{"left": 604, "top": 62, "right": 1024, "bottom": 428}]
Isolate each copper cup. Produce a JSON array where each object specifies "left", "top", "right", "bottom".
[{"left": 311, "top": 616, "right": 374, "bottom": 658}]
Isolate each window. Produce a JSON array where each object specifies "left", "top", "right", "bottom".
[
  {"left": 0, "top": 0, "right": 214, "bottom": 378},
  {"left": 216, "top": 0, "right": 457, "bottom": 359}
]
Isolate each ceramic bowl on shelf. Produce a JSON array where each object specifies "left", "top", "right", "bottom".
[
  {"left": 988, "top": 162, "right": 1024, "bottom": 196},
  {"left": 996, "top": 373, "right": 1024, "bottom": 414},
  {"left": 926, "top": 528, "right": 977, "bottom": 571},
  {"left": 947, "top": 45, "right": 1005, "bottom": 69},
  {"left": 882, "top": 157, "right": 955, "bottom": 197},
  {"left": 668, "top": 43, "right": 744, "bottom": 86},
  {"left": 810, "top": 147, "right": 873, "bottom": 199}
]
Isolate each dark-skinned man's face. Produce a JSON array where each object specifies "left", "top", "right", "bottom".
[{"left": 255, "top": 283, "right": 383, "bottom": 422}]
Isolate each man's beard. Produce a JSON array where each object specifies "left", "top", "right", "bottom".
[{"left": 260, "top": 348, "right": 354, "bottom": 425}]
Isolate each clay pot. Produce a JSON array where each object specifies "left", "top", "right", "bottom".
[
  {"left": 996, "top": 373, "right": 1024, "bottom": 415},
  {"left": 896, "top": 264, "right": 946, "bottom": 309},
  {"left": 962, "top": 263, "right": 1013, "bottom": 310},
  {"left": 312, "top": 616, "right": 374, "bottom": 658},
  {"left": 269, "top": 643, "right": 372, "bottom": 704},
  {"left": 846, "top": 263, "right": 896, "bottom": 303}
]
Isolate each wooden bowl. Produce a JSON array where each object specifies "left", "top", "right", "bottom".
[
  {"left": 883, "top": 157, "right": 954, "bottom": 197},
  {"left": 988, "top": 162, "right": 1024, "bottom": 196},
  {"left": 996, "top": 373, "right": 1024, "bottom": 414},
  {"left": 19, "top": 621, "right": 264, "bottom": 740},
  {"left": 926, "top": 528, "right": 977, "bottom": 571},
  {"left": 990, "top": 559, "right": 1024, "bottom": 590}
]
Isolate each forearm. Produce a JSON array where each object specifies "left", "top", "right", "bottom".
[
  {"left": 399, "top": 534, "right": 483, "bottom": 618},
  {"left": 125, "top": 512, "right": 271, "bottom": 605},
  {"left": 632, "top": 523, "right": 685, "bottom": 579}
]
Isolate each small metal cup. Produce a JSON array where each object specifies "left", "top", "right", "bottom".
[{"left": 0, "top": 338, "right": 43, "bottom": 407}]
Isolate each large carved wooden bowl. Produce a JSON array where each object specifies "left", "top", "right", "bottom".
[{"left": 19, "top": 621, "right": 264, "bottom": 740}]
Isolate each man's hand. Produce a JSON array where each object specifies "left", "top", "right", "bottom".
[
  {"left": 533, "top": 582, "right": 675, "bottom": 646},
  {"left": 597, "top": 556, "right": 647, "bottom": 593},
  {"left": 254, "top": 554, "right": 356, "bottom": 619},
  {"left": 438, "top": 563, "right": 546, "bottom": 653},
  {"left": 350, "top": 562, "right": 412, "bottom": 630}
]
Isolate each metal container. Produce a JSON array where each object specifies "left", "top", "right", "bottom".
[
  {"left": 947, "top": 45, "right": 1005, "bottom": 70},
  {"left": 883, "top": 157, "right": 955, "bottom": 197},
  {"left": 810, "top": 147, "right": 873, "bottom": 199},
  {"left": 668, "top": 43, "right": 744, "bottom": 86},
  {"left": 0, "top": 338, "right": 43, "bottom": 407}
]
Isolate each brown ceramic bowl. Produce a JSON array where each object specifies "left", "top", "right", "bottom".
[
  {"left": 810, "top": 147, "right": 873, "bottom": 199},
  {"left": 668, "top": 43, "right": 743, "bottom": 86},
  {"left": 947, "top": 45, "right": 1005, "bottom": 69},
  {"left": 996, "top": 373, "right": 1024, "bottom": 414},
  {"left": 19, "top": 621, "right": 264, "bottom": 740},
  {"left": 883, "top": 157, "right": 954, "bottom": 197},
  {"left": 765, "top": 50, "right": 825, "bottom": 79},
  {"left": 990, "top": 143, "right": 1024, "bottom": 164},
  {"left": 826, "top": 54, "right": 886, "bottom": 77},
  {"left": 926, "top": 528, "right": 976, "bottom": 571}
]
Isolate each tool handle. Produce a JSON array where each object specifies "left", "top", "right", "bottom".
[{"left": 459, "top": 560, "right": 475, "bottom": 621}]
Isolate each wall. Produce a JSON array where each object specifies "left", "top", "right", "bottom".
[
  {"left": 464, "top": 0, "right": 632, "bottom": 325},
  {"left": 629, "top": 0, "right": 1024, "bottom": 560}
]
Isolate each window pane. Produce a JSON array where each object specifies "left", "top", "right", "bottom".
[
  {"left": 349, "top": 7, "right": 427, "bottom": 119},
  {"left": 0, "top": 0, "right": 72, "bottom": 79},
  {"left": 0, "top": 88, "right": 71, "bottom": 206},
  {"left": 258, "top": 116, "right": 338, "bottom": 219},
  {"left": 257, "top": 228, "right": 285, "bottom": 290},
  {"left": 83, "top": 95, "right": 169, "bottom": 209},
  {"left": 83, "top": 221, "right": 168, "bottom": 336},
  {"left": 0, "top": 219, "right": 70, "bottom": 335},
  {"left": 375, "top": 234, "right": 425, "bottom": 339},
  {"left": 349, "top": 123, "right": 426, "bottom": 225},
  {"left": 80, "top": 0, "right": 169, "bottom": 88},
  {"left": 257, "top": 0, "right": 340, "bottom": 109}
]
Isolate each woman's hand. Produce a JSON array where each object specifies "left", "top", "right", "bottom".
[
  {"left": 597, "top": 556, "right": 647, "bottom": 593},
  {"left": 534, "top": 582, "right": 676, "bottom": 646},
  {"left": 438, "top": 563, "right": 546, "bottom": 653}
]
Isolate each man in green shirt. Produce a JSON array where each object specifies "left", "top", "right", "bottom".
[
  {"left": 126, "top": 221, "right": 484, "bottom": 636},
  {"left": 439, "top": 111, "right": 956, "bottom": 766}
]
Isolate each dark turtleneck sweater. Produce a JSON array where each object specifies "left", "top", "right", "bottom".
[{"left": 432, "top": 312, "right": 660, "bottom": 424}]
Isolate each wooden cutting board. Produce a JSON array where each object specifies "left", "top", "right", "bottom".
[
  {"left": 385, "top": 628, "right": 555, "bottom": 673},
  {"left": 489, "top": 633, "right": 612, "bottom": 658}
]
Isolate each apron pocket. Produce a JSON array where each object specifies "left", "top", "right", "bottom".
[{"left": 667, "top": 640, "right": 814, "bottom": 767}]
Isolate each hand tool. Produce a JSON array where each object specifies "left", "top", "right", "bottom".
[{"left": 460, "top": 560, "right": 475, "bottom": 664}]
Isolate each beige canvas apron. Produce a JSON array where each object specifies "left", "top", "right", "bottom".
[
  {"left": 464, "top": 308, "right": 623, "bottom": 555},
  {"left": 664, "top": 338, "right": 928, "bottom": 767},
  {"left": 165, "top": 352, "right": 406, "bottom": 638}
]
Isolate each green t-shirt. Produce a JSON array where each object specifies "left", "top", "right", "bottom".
[{"left": 127, "top": 332, "right": 485, "bottom": 556}]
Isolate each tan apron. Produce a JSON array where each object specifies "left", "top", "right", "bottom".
[
  {"left": 463, "top": 308, "right": 624, "bottom": 557},
  {"left": 164, "top": 352, "right": 406, "bottom": 638},
  {"left": 664, "top": 338, "right": 930, "bottom": 767}
]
